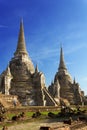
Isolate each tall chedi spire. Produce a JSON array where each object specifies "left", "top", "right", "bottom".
[
  {"left": 57, "top": 46, "right": 73, "bottom": 83},
  {"left": 58, "top": 47, "right": 67, "bottom": 71},
  {"left": 10, "top": 19, "right": 35, "bottom": 74},
  {"left": 14, "top": 19, "right": 28, "bottom": 56}
]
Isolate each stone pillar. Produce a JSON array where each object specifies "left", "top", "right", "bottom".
[{"left": 4, "top": 67, "right": 13, "bottom": 95}]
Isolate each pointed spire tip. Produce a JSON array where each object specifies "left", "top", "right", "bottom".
[
  {"left": 14, "top": 19, "right": 28, "bottom": 56},
  {"left": 58, "top": 46, "right": 67, "bottom": 71}
]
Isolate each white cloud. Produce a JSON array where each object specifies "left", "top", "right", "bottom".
[
  {"left": 31, "top": 46, "right": 59, "bottom": 60},
  {"left": 65, "top": 43, "right": 87, "bottom": 55},
  {"left": 30, "top": 38, "right": 87, "bottom": 67},
  {"left": 66, "top": 61, "right": 74, "bottom": 65},
  {"left": 81, "top": 77, "right": 87, "bottom": 82},
  {"left": 0, "top": 25, "right": 8, "bottom": 28},
  {"left": 65, "top": 32, "right": 83, "bottom": 40}
]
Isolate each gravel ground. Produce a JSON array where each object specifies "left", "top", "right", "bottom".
[
  {"left": 1, "top": 122, "right": 87, "bottom": 130},
  {"left": 0, "top": 118, "right": 87, "bottom": 130},
  {"left": 0, "top": 122, "right": 65, "bottom": 130},
  {"left": 75, "top": 126, "right": 87, "bottom": 130}
]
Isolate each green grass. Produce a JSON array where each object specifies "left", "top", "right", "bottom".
[
  {"left": 0, "top": 106, "right": 87, "bottom": 129},
  {"left": 3, "top": 106, "right": 87, "bottom": 121},
  {"left": 5, "top": 113, "right": 15, "bottom": 120},
  {"left": 3, "top": 110, "right": 60, "bottom": 121}
]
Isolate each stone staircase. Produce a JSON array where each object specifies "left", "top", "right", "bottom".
[{"left": 43, "top": 87, "right": 58, "bottom": 106}]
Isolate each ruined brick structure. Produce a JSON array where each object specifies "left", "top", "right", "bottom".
[
  {"left": 0, "top": 20, "right": 86, "bottom": 106},
  {"left": 0, "top": 20, "right": 57, "bottom": 106},
  {"left": 48, "top": 47, "right": 85, "bottom": 105}
]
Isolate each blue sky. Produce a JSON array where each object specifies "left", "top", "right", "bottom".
[{"left": 0, "top": 0, "right": 87, "bottom": 95}]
